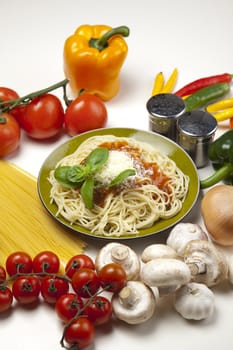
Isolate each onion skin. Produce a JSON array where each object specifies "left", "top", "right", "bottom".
[{"left": 201, "top": 185, "right": 233, "bottom": 246}]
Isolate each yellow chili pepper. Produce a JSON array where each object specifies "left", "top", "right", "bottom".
[
  {"left": 161, "top": 67, "right": 178, "bottom": 93},
  {"left": 151, "top": 72, "right": 164, "bottom": 96},
  {"left": 207, "top": 97, "right": 233, "bottom": 113},
  {"left": 63, "top": 25, "right": 129, "bottom": 101},
  {"left": 212, "top": 107, "right": 233, "bottom": 122}
]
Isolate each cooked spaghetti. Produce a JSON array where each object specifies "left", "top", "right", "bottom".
[{"left": 49, "top": 135, "right": 189, "bottom": 237}]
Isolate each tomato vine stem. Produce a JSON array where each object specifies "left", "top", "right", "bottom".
[
  {"left": 0, "top": 79, "right": 70, "bottom": 112},
  {"left": 0, "top": 266, "right": 112, "bottom": 350}
]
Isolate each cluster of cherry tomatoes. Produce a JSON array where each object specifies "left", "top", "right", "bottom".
[
  {"left": 0, "top": 250, "right": 127, "bottom": 349},
  {"left": 0, "top": 83, "right": 108, "bottom": 158}
]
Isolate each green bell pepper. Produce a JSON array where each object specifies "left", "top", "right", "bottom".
[{"left": 200, "top": 129, "right": 233, "bottom": 189}]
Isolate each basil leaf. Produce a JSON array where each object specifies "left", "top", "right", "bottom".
[
  {"left": 85, "top": 147, "right": 109, "bottom": 172},
  {"left": 67, "top": 165, "right": 86, "bottom": 183},
  {"left": 54, "top": 166, "right": 78, "bottom": 188},
  {"left": 81, "top": 177, "right": 95, "bottom": 209},
  {"left": 109, "top": 169, "right": 136, "bottom": 187}
]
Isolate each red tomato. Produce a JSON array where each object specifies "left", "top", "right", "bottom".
[
  {"left": 71, "top": 268, "right": 100, "bottom": 298},
  {"left": 64, "top": 93, "right": 108, "bottom": 136},
  {"left": 0, "top": 86, "right": 24, "bottom": 121},
  {"left": 64, "top": 317, "right": 94, "bottom": 349},
  {"left": 0, "top": 266, "right": 6, "bottom": 283},
  {"left": 0, "top": 113, "right": 20, "bottom": 157},
  {"left": 84, "top": 295, "right": 113, "bottom": 326},
  {"left": 0, "top": 287, "right": 13, "bottom": 312},
  {"left": 41, "top": 276, "right": 69, "bottom": 304},
  {"left": 19, "top": 93, "right": 64, "bottom": 139},
  {"left": 12, "top": 275, "right": 41, "bottom": 304},
  {"left": 55, "top": 293, "right": 84, "bottom": 322},
  {"left": 32, "top": 251, "right": 60, "bottom": 274},
  {"left": 6, "top": 251, "right": 33, "bottom": 276},
  {"left": 0, "top": 86, "right": 19, "bottom": 102},
  {"left": 65, "top": 254, "right": 95, "bottom": 279},
  {"left": 98, "top": 263, "right": 127, "bottom": 293}
]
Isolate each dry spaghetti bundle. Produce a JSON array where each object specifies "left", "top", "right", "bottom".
[{"left": 0, "top": 161, "right": 85, "bottom": 267}]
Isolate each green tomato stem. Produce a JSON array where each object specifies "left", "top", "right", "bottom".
[
  {"left": 0, "top": 79, "right": 69, "bottom": 112},
  {"left": 0, "top": 115, "right": 6, "bottom": 123}
]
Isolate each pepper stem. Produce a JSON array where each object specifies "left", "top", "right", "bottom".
[
  {"left": 200, "top": 163, "right": 233, "bottom": 189},
  {"left": 89, "top": 25, "right": 130, "bottom": 51}
]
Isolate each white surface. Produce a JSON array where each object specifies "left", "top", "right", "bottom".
[{"left": 1, "top": 0, "right": 233, "bottom": 349}]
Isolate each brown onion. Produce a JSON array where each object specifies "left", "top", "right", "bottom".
[{"left": 201, "top": 185, "right": 233, "bottom": 246}]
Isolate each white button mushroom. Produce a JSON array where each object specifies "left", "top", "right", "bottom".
[
  {"left": 95, "top": 242, "right": 140, "bottom": 280},
  {"left": 174, "top": 282, "right": 215, "bottom": 320},
  {"left": 227, "top": 254, "right": 233, "bottom": 284},
  {"left": 141, "top": 244, "right": 177, "bottom": 263},
  {"left": 111, "top": 281, "right": 157, "bottom": 324},
  {"left": 140, "top": 258, "right": 191, "bottom": 289},
  {"left": 166, "top": 223, "right": 209, "bottom": 257},
  {"left": 183, "top": 240, "right": 228, "bottom": 287}
]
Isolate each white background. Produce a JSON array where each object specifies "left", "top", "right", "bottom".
[{"left": 1, "top": 0, "right": 233, "bottom": 349}]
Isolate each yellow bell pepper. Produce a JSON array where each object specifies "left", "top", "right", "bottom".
[{"left": 63, "top": 24, "right": 130, "bottom": 101}]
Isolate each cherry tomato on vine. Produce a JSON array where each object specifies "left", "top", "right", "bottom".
[
  {"left": 0, "top": 86, "right": 25, "bottom": 121},
  {"left": 84, "top": 295, "right": 113, "bottom": 326},
  {"left": 64, "top": 316, "right": 94, "bottom": 349},
  {"left": 98, "top": 263, "right": 127, "bottom": 293},
  {"left": 12, "top": 275, "right": 41, "bottom": 304},
  {"left": 0, "top": 266, "right": 6, "bottom": 283},
  {"left": 6, "top": 251, "right": 33, "bottom": 276},
  {"left": 71, "top": 268, "right": 100, "bottom": 298},
  {"left": 0, "top": 86, "right": 23, "bottom": 118},
  {"left": 0, "top": 287, "right": 13, "bottom": 312},
  {"left": 64, "top": 93, "right": 108, "bottom": 136},
  {"left": 32, "top": 251, "right": 60, "bottom": 274},
  {"left": 19, "top": 93, "right": 64, "bottom": 139},
  {"left": 0, "top": 86, "right": 19, "bottom": 101},
  {"left": 41, "top": 276, "right": 69, "bottom": 304},
  {"left": 0, "top": 112, "right": 21, "bottom": 158},
  {"left": 65, "top": 254, "right": 95, "bottom": 279},
  {"left": 55, "top": 293, "right": 84, "bottom": 322}
]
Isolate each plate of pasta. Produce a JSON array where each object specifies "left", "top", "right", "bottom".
[{"left": 38, "top": 128, "right": 199, "bottom": 240}]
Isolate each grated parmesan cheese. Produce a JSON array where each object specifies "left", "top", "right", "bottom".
[{"left": 94, "top": 150, "right": 135, "bottom": 184}]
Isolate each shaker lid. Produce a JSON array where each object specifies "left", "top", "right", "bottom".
[
  {"left": 146, "top": 93, "right": 186, "bottom": 118},
  {"left": 177, "top": 110, "right": 217, "bottom": 138}
]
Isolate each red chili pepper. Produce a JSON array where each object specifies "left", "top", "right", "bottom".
[
  {"left": 175, "top": 73, "right": 233, "bottom": 97},
  {"left": 230, "top": 117, "right": 233, "bottom": 128}
]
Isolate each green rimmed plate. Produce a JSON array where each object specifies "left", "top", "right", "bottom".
[{"left": 38, "top": 128, "right": 200, "bottom": 240}]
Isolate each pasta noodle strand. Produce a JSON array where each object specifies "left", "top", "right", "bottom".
[{"left": 49, "top": 135, "right": 189, "bottom": 237}]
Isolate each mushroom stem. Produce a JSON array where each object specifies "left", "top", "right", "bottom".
[
  {"left": 187, "top": 260, "right": 207, "bottom": 275},
  {"left": 111, "top": 245, "right": 129, "bottom": 264},
  {"left": 112, "top": 281, "right": 157, "bottom": 324},
  {"left": 183, "top": 240, "right": 228, "bottom": 286},
  {"left": 95, "top": 243, "right": 140, "bottom": 280},
  {"left": 119, "top": 286, "right": 140, "bottom": 308}
]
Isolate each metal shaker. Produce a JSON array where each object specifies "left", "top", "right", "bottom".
[
  {"left": 147, "top": 93, "right": 186, "bottom": 141},
  {"left": 177, "top": 110, "right": 217, "bottom": 168}
]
